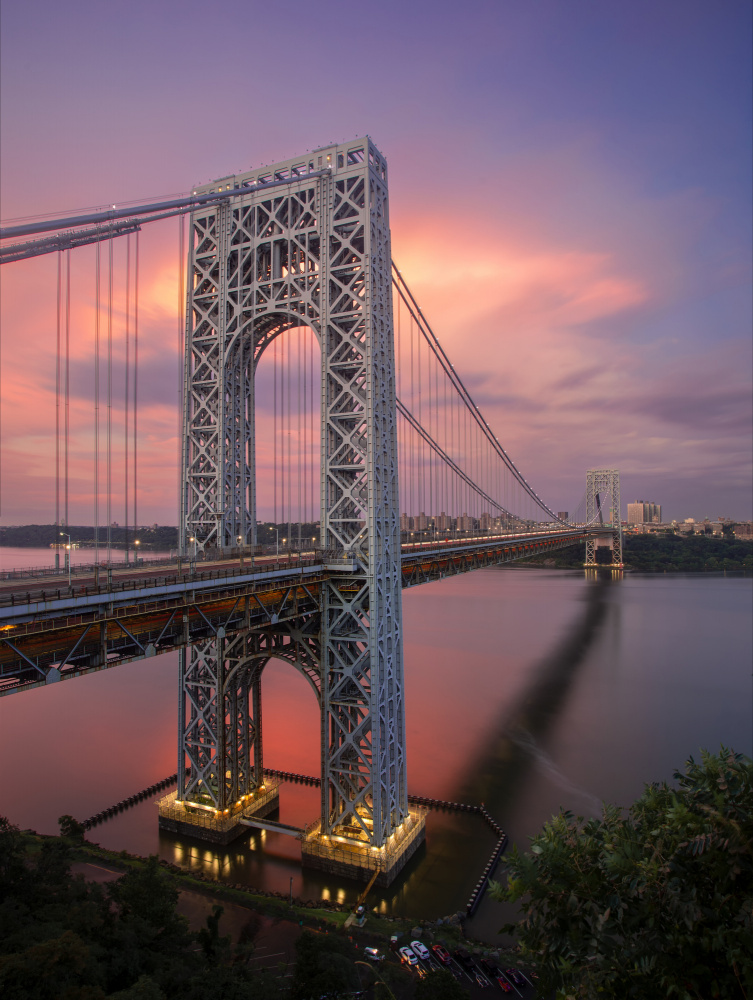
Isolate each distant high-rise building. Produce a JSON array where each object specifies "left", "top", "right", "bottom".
[
  {"left": 435, "top": 512, "right": 451, "bottom": 531},
  {"left": 480, "top": 511, "right": 493, "bottom": 530},
  {"left": 628, "top": 501, "right": 662, "bottom": 525},
  {"left": 399, "top": 513, "right": 411, "bottom": 532},
  {"left": 627, "top": 503, "right": 644, "bottom": 524},
  {"left": 415, "top": 512, "right": 429, "bottom": 530},
  {"left": 557, "top": 511, "right": 569, "bottom": 521}
]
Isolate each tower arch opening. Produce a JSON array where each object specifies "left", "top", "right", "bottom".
[{"left": 251, "top": 321, "right": 321, "bottom": 555}]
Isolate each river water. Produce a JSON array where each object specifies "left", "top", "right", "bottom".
[{"left": 0, "top": 548, "right": 750, "bottom": 941}]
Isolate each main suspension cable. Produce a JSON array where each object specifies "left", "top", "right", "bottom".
[{"left": 392, "top": 262, "right": 561, "bottom": 523}]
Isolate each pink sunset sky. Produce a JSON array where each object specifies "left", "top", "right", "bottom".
[{"left": 1, "top": 0, "right": 751, "bottom": 525}]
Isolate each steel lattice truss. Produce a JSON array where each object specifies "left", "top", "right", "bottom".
[
  {"left": 179, "top": 624, "right": 321, "bottom": 810},
  {"left": 585, "top": 468, "right": 623, "bottom": 566},
  {"left": 179, "top": 139, "right": 407, "bottom": 844}
]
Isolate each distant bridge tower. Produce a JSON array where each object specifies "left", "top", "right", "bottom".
[
  {"left": 584, "top": 468, "right": 623, "bottom": 568},
  {"left": 166, "top": 138, "right": 423, "bottom": 884}
]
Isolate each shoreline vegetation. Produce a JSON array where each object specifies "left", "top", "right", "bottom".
[
  {"left": 6, "top": 825, "right": 483, "bottom": 948},
  {"left": 518, "top": 533, "right": 753, "bottom": 573},
  {"left": 2, "top": 819, "right": 519, "bottom": 999},
  {"left": 1, "top": 525, "right": 751, "bottom": 573}
]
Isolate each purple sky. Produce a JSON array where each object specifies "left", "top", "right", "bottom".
[{"left": 1, "top": 0, "right": 751, "bottom": 524}]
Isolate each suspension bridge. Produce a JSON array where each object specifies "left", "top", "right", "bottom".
[{"left": 0, "top": 137, "right": 621, "bottom": 884}]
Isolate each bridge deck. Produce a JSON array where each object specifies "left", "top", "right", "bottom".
[{"left": 0, "top": 530, "right": 591, "bottom": 695}]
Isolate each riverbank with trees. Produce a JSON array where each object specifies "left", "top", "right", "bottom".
[
  {"left": 523, "top": 534, "right": 753, "bottom": 572},
  {"left": 492, "top": 747, "right": 753, "bottom": 999},
  {"left": 0, "top": 816, "right": 512, "bottom": 998}
]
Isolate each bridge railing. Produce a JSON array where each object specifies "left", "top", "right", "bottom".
[
  {"left": 0, "top": 554, "right": 330, "bottom": 609},
  {"left": 0, "top": 553, "right": 180, "bottom": 581}
]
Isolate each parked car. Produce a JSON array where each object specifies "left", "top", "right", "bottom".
[
  {"left": 496, "top": 976, "right": 513, "bottom": 993},
  {"left": 431, "top": 943, "right": 451, "bottom": 965},
  {"left": 363, "top": 947, "right": 383, "bottom": 962},
  {"left": 479, "top": 959, "right": 499, "bottom": 977},
  {"left": 410, "top": 940, "right": 430, "bottom": 961},
  {"left": 474, "top": 971, "right": 490, "bottom": 988},
  {"left": 453, "top": 947, "right": 473, "bottom": 969},
  {"left": 506, "top": 967, "right": 526, "bottom": 986},
  {"left": 399, "top": 946, "right": 418, "bottom": 966}
]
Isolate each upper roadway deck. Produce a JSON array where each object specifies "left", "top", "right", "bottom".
[{"left": 0, "top": 529, "right": 590, "bottom": 695}]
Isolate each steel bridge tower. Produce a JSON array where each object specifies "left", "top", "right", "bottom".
[
  {"left": 584, "top": 468, "right": 623, "bottom": 568},
  {"left": 164, "top": 138, "right": 423, "bottom": 884}
]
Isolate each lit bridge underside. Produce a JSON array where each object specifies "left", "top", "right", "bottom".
[{"left": 0, "top": 530, "right": 589, "bottom": 696}]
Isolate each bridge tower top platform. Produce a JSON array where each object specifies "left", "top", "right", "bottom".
[{"left": 190, "top": 135, "right": 386, "bottom": 201}]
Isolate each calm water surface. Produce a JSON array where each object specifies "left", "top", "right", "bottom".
[{"left": 1, "top": 551, "right": 750, "bottom": 941}]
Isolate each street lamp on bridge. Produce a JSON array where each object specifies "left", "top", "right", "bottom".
[{"left": 59, "top": 532, "right": 72, "bottom": 588}]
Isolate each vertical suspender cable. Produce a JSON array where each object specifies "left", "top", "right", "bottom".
[
  {"left": 55, "top": 253, "right": 62, "bottom": 570},
  {"left": 297, "top": 328, "right": 302, "bottom": 552},
  {"left": 417, "top": 316, "right": 422, "bottom": 519},
  {"left": 301, "top": 327, "right": 306, "bottom": 542},
  {"left": 239, "top": 313, "right": 245, "bottom": 549},
  {"left": 94, "top": 243, "right": 100, "bottom": 563},
  {"left": 310, "top": 328, "right": 315, "bottom": 536},
  {"left": 396, "top": 294, "right": 402, "bottom": 526},
  {"left": 133, "top": 233, "right": 139, "bottom": 550},
  {"left": 0, "top": 251, "right": 2, "bottom": 514},
  {"left": 177, "top": 215, "right": 185, "bottom": 550},
  {"left": 442, "top": 350, "right": 452, "bottom": 531},
  {"left": 273, "top": 338, "right": 278, "bottom": 526},
  {"left": 285, "top": 337, "right": 293, "bottom": 551},
  {"left": 409, "top": 314, "right": 414, "bottom": 521},
  {"left": 425, "top": 336, "right": 432, "bottom": 524},
  {"left": 65, "top": 251, "right": 70, "bottom": 542},
  {"left": 281, "top": 336, "right": 285, "bottom": 536},
  {"left": 124, "top": 235, "right": 130, "bottom": 562},
  {"left": 107, "top": 235, "right": 113, "bottom": 562}
]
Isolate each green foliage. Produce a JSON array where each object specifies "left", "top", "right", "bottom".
[
  {"left": 0, "top": 827, "right": 285, "bottom": 999},
  {"left": 494, "top": 747, "right": 753, "bottom": 998},
  {"left": 109, "top": 977, "right": 166, "bottom": 1000},
  {"left": 523, "top": 534, "right": 753, "bottom": 572},
  {"left": 289, "top": 929, "right": 360, "bottom": 999},
  {"left": 197, "top": 904, "right": 231, "bottom": 965},
  {"left": 59, "top": 814, "right": 86, "bottom": 842},
  {"left": 415, "top": 968, "right": 470, "bottom": 998},
  {"left": 623, "top": 534, "right": 753, "bottom": 572}
]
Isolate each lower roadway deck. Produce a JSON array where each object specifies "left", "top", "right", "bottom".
[{"left": 0, "top": 529, "right": 590, "bottom": 695}]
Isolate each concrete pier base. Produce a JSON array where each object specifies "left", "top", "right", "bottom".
[
  {"left": 157, "top": 781, "right": 280, "bottom": 846},
  {"left": 300, "top": 807, "right": 426, "bottom": 886}
]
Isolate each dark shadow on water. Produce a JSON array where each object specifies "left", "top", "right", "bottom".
[
  {"left": 455, "top": 572, "right": 618, "bottom": 819},
  {"left": 457, "top": 571, "right": 622, "bottom": 942}
]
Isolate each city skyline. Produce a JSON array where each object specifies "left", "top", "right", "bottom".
[{"left": 1, "top": 0, "right": 751, "bottom": 525}]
